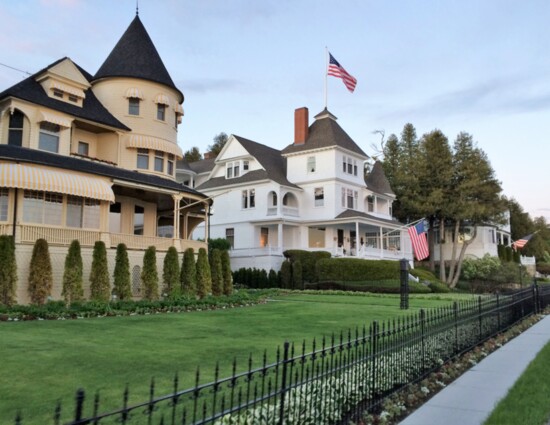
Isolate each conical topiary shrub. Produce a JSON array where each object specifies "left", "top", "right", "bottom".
[
  {"left": 89, "top": 241, "right": 110, "bottom": 302},
  {"left": 62, "top": 240, "right": 84, "bottom": 305},
  {"left": 142, "top": 246, "right": 159, "bottom": 300},
  {"left": 292, "top": 260, "right": 303, "bottom": 289},
  {"left": 221, "top": 250, "right": 233, "bottom": 295},
  {"left": 196, "top": 247, "right": 211, "bottom": 299},
  {"left": 280, "top": 260, "right": 291, "bottom": 289},
  {"left": 163, "top": 246, "right": 180, "bottom": 298},
  {"left": 181, "top": 248, "right": 196, "bottom": 296},
  {"left": 28, "top": 238, "right": 52, "bottom": 305},
  {"left": 210, "top": 248, "right": 223, "bottom": 296},
  {"left": 0, "top": 235, "right": 17, "bottom": 306},
  {"left": 113, "top": 243, "right": 132, "bottom": 300}
]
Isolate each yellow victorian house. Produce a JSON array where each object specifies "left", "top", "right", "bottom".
[{"left": 0, "top": 15, "right": 210, "bottom": 303}]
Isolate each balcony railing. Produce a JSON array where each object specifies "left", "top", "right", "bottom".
[{"left": 19, "top": 224, "right": 100, "bottom": 247}]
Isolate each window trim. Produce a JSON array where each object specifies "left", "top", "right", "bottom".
[
  {"left": 128, "top": 97, "right": 140, "bottom": 116},
  {"left": 137, "top": 148, "right": 149, "bottom": 170},
  {"left": 38, "top": 122, "right": 60, "bottom": 153},
  {"left": 77, "top": 141, "right": 89, "bottom": 156},
  {"left": 157, "top": 104, "right": 166, "bottom": 121}
]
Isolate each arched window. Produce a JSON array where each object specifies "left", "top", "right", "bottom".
[{"left": 8, "top": 110, "right": 24, "bottom": 146}]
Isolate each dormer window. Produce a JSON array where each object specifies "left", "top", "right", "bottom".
[
  {"left": 53, "top": 89, "right": 63, "bottom": 98},
  {"left": 243, "top": 160, "right": 249, "bottom": 171},
  {"left": 68, "top": 94, "right": 78, "bottom": 103},
  {"left": 226, "top": 160, "right": 249, "bottom": 179}
]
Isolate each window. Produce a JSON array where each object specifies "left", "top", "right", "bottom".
[
  {"left": 129, "top": 98, "right": 140, "bottom": 115},
  {"left": 314, "top": 187, "right": 324, "bottom": 207},
  {"left": 307, "top": 156, "right": 316, "bottom": 173},
  {"left": 354, "top": 162, "right": 358, "bottom": 176},
  {"left": 77, "top": 141, "right": 89, "bottom": 156},
  {"left": 347, "top": 189, "right": 354, "bottom": 209},
  {"left": 68, "top": 94, "right": 78, "bottom": 103},
  {"left": 8, "top": 110, "right": 23, "bottom": 146},
  {"left": 347, "top": 161, "right": 352, "bottom": 174},
  {"left": 134, "top": 205, "right": 144, "bottom": 235},
  {"left": 389, "top": 205, "right": 393, "bottom": 216},
  {"left": 367, "top": 196, "right": 374, "bottom": 212},
  {"left": 137, "top": 148, "right": 149, "bottom": 169},
  {"left": 342, "top": 156, "right": 357, "bottom": 176},
  {"left": 226, "top": 165, "right": 233, "bottom": 179},
  {"left": 53, "top": 89, "right": 63, "bottom": 98},
  {"left": 22, "top": 190, "right": 62, "bottom": 225},
  {"left": 343, "top": 157, "right": 347, "bottom": 173},
  {"left": 157, "top": 104, "right": 166, "bottom": 121},
  {"left": 154, "top": 150, "right": 164, "bottom": 172},
  {"left": 167, "top": 154, "right": 174, "bottom": 175},
  {"left": 243, "top": 160, "right": 249, "bottom": 171},
  {"left": 66, "top": 196, "right": 100, "bottom": 229},
  {"left": 109, "top": 202, "right": 122, "bottom": 233},
  {"left": 0, "top": 188, "right": 8, "bottom": 221},
  {"left": 242, "top": 189, "right": 255, "bottom": 209},
  {"left": 226, "top": 162, "right": 242, "bottom": 179},
  {"left": 260, "top": 227, "right": 269, "bottom": 247},
  {"left": 341, "top": 188, "right": 346, "bottom": 208},
  {"left": 234, "top": 163, "right": 240, "bottom": 178},
  {"left": 38, "top": 122, "right": 60, "bottom": 153},
  {"left": 226, "top": 228, "right": 234, "bottom": 248}
]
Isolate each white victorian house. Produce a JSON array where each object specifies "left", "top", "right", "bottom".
[{"left": 177, "top": 107, "right": 413, "bottom": 271}]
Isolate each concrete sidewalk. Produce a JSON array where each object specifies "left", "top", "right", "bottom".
[{"left": 399, "top": 315, "right": 550, "bottom": 425}]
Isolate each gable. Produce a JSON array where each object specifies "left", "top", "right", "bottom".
[
  {"left": 44, "top": 58, "right": 91, "bottom": 88},
  {"left": 217, "top": 135, "right": 250, "bottom": 161}
]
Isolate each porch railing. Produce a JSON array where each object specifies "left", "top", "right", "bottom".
[{"left": 18, "top": 224, "right": 101, "bottom": 247}]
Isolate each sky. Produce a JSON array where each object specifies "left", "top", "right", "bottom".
[{"left": 1, "top": 0, "right": 549, "bottom": 221}]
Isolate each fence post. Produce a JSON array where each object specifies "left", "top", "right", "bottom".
[
  {"left": 453, "top": 302, "right": 459, "bottom": 353},
  {"left": 478, "top": 296, "right": 483, "bottom": 340},
  {"left": 420, "top": 310, "right": 426, "bottom": 372},
  {"left": 278, "top": 341, "right": 290, "bottom": 425},
  {"left": 496, "top": 293, "right": 501, "bottom": 331},
  {"left": 400, "top": 259, "right": 409, "bottom": 310},
  {"left": 533, "top": 282, "right": 539, "bottom": 315},
  {"left": 370, "top": 321, "right": 379, "bottom": 403},
  {"left": 74, "top": 389, "right": 85, "bottom": 422}
]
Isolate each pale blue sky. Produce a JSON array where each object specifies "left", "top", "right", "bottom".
[{"left": 1, "top": 0, "right": 549, "bottom": 221}]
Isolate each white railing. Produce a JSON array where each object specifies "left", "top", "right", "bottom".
[
  {"left": 282, "top": 206, "right": 299, "bottom": 217},
  {"left": 18, "top": 224, "right": 101, "bottom": 246},
  {"left": 266, "top": 207, "right": 277, "bottom": 216},
  {"left": 110, "top": 233, "right": 175, "bottom": 251},
  {"left": 0, "top": 224, "right": 13, "bottom": 236},
  {"left": 229, "top": 246, "right": 284, "bottom": 258}
]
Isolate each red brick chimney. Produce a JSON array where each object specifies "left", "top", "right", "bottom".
[
  {"left": 203, "top": 151, "right": 215, "bottom": 160},
  {"left": 294, "top": 107, "right": 309, "bottom": 145}
]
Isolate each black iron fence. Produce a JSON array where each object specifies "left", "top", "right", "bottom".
[{"left": 15, "top": 284, "right": 550, "bottom": 425}]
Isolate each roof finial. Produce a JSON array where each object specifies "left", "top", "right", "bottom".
[{"left": 136, "top": 0, "right": 139, "bottom": 15}]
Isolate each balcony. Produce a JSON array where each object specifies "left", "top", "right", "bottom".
[{"left": 266, "top": 206, "right": 299, "bottom": 217}]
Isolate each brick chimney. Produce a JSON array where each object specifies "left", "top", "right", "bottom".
[
  {"left": 203, "top": 151, "right": 215, "bottom": 160},
  {"left": 294, "top": 107, "right": 309, "bottom": 145}
]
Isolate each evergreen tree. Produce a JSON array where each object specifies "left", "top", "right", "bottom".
[
  {"left": 28, "top": 239, "right": 52, "bottom": 305},
  {"left": 62, "top": 240, "right": 83, "bottom": 304},
  {"left": 113, "top": 243, "right": 132, "bottom": 300},
  {"left": 268, "top": 269, "right": 279, "bottom": 288},
  {"left": 280, "top": 261, "right": 291, "bottom": 289},
  {"left": 181, "top": 248, "right": 196, "bottom": 295},
  {"left": 184, "top": 146, "right": 202, "bottom": 162},
  {"left": 142, "top": 246, "right": 159, "bottom": 300},
  {"left": 196, "top": 247, "right": 211, "bottom": 298},
  {"left": 292, "top": 260, "right": 303, "bottom": 289},
  {"left": 163, "top": 246, "right": 180, "bottom": 298},
  {"left": 210, "top": 249, "right": 223, "bottom": 296},
  {"left": 0, "top": 235, "right": 17, "bottom": 306},
  {"left": 207, "top": 132, "right": 228, "bottom": 156},
  {"left": 89, "top": 241, "right": 110, "bottom": 302},
  {"left": 221, "top": 250, "right": 233, "bottom": 295}
]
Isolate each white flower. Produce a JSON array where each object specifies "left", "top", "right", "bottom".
[{"left": 421, "top": 386, "right": 430, "bottom": 394}]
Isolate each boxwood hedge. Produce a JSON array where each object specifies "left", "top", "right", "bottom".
[{"left": 316, "top": 258, "right": 400, "bottom": 282}]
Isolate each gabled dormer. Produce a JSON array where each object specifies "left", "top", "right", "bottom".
[{"left": 36, "top": 58, "right": 90, "bottom": 107}]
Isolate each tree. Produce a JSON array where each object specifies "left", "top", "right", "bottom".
[
  {"left": 184, "top": 146, "right": 202, "bottom": 162},
  {"left": 292, "top": 260, "right": 303, "bottom": 289},
  {"left": 0, "top": 235, "right": 17, "bottom": 306},
  {"left": 113, "top": 243, "right": 132, "bottom": 300},
  {"left": 268, "top": 269, "right": 279, "bottom": 288},
  {"left": 280, "top": 261, "right": 291, "bottom": 289},
  {"left": 210, "top": 249, "right": 223, "bottom": 296},
  {"left": 62, "top": 240, "right": 84, "bottom": 305},
  {"left": 28, "top": 239, "right": 52, "bottom": 305},
  {"left": 163, "top": 246, "right": 180, "bottom": 298},
  {"left": 142, "top": 246, "right": 159, "bottom": 300},
  {"left": 221, "top": 250, "right": 233, "bottom": 295},
  {"left": 196, "top": 247, "right": 211, "bottom": 298},
  {"left": 90, "top": 241, "right": 111, "bottom": 302},
  {"left": 207, "top": 132, "right": 228, "bottom": 156},
  {"left": 181, "top": 248, "right": 196, "bottom": 295}
]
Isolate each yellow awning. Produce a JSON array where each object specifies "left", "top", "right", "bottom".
[
  {"left": 51, "top": 82, "right": 85, "bottom": 98},
  {"left": 40, "top": 111, "right": 72, "bottom": 128},
  {"left": 154, "top": 94, "right": 171, "bottom": 106},
  {"left": 125, "top": 87, "right": 144, "bottom": 99},
  {"left": 0, "top": 163, "right": 114, "bottom": 202},
  {"left": 174, "top": 103, "right": 184, "bottom": 115},
  {"left": 127, "top": 135, "right": 183, "bottom": 158}
]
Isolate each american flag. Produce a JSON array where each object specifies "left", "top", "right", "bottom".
[
  {"left": 512, "top": 234, "right": 533, "bottom": 250},
  {"left": 408, "top": 221, "right": 429, "bottom": 260},
  {"left": 328, "top": 53, "right": 357, "bottom": 93}
]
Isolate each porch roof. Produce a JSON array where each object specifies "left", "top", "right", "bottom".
[{"left": 334, "top": 209, "right": 403, "bottom": 226}]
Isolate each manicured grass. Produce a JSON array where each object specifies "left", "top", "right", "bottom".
[
  {"left": 0, "top": 292, "right": 467, "bottom": 424},
  {"left": 484, "top": 339, "right": 550, "bottom": 425}
]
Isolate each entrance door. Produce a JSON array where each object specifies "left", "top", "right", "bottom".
[{"left": 337, "top": 229, "right": 344, "bottom": 247}]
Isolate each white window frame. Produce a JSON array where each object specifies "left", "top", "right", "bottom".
[
  {"left": 154, "top": 150, "right": 164, "bottom": 172},
  {"left": 314, "top": 187, "right": 324, "bottom": 207},
  {"left": 226, "top": 228, "right": 234, "bottom": 248},
  {"left": 137, "top": 148, "right": 149, "bottom": 169},
  {"left": 242, "top": 189, "right": 256, "bottom": 209}
]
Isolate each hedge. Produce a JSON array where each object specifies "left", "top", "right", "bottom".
[
  {"left": 283, "top": 250, "right": 331, "bottom": 282},
  {"left": 304, "top": 280, "right": 431, "bottom": 294},
  {"left": 316, "top": 258, "right": 400, "bottom": 282}
]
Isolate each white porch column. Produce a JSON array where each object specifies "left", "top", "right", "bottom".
[
  {"left": 278, "top": 223, "right": 283, "bottom": 253},
  {"left": 355, "top": 221, "right": 359, "bottom": 256},
  {"left": 172, "top": 194, "right": 183, "bottom": 244},
  {"left": 379, "top": 226, "right": 384, "bottom": 259},
  {"left": 205, "top": 203, "right": 210, "bottom": 240}
]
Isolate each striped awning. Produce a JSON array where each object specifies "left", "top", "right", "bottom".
[
  {"left": 154, "top": 94, "right": 171, "bottom": 106},
  {"left": 127, "top": 135, "right": 183, "bottom": 158},
  {"left": 39, "top": 111, "right": 72, "bottom": 128},
  {"left": 51, "top": 82, "right": 85, "bottom": 98},
  {"left": 0, "top": 163, "right": 115, "bottom": 202},
  {"left": 125, "top": 87, "right": 144, "bottom": 99},
  {"left": 174, "top": 103, "right": 184, "bottom": 115}
]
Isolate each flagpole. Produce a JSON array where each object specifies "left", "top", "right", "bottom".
[
  {"left": 324, "top": 46, "right": 328, "bottom": 109},
  {"left": 382, "top": 217, "right": 426, "bottom": 237}
]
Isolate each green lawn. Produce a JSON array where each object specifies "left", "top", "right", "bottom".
[
  {"left": 0, "top": 292, "right": 468, "bottom": 424},
  {"left": 484, "top": 339, "right": 550, "bottom": 425}
]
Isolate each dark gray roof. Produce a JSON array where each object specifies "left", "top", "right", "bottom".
[
  {"left": 335, "top": 209, "right": 401, "bottom": 225},
  {"left": 281, "top": 108, "right": 367, "bottom": 157},
  {"left": 188, "top": 158, "right": 216, "bottom": 174},
  {"left": 365, "top": 161, "right": 394, "bottom": 196},
  {"left": 196, "top": 135, "right": 299, "bottom": 190},
  {"left": 93, "top": 15, "right": 183, "bottom": 102},
  {"left": 0, "top": 145, "right": 205, "bottom": 197},
  {"left": 0, "top": 58, "right": 130, "bottom": 131},
  {"left": 175, "top": 159, "right": 194, "bottom": 173}
]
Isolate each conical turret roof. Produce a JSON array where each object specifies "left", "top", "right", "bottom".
[
  {"left": 93, "top": 15, "right": 183, "bottom": 102},
  {"left": 365, "top": 161, "right": 394, "bottom": 196}
]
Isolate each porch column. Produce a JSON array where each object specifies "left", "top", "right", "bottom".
[
  {"left": 355, "top": 221, "right": 359, "bottom": 256},
  {"left": 205, "top": 203, "right": 210, "bottom": 240},
  {"left": 278, "top": 223, "right": 283, "bottom": 252},
  {"left": 379, "top": 226, "right": 384, "bottom": 259},
  {"left": 172, "top": 194, "right": 183, "bottom": 248}
]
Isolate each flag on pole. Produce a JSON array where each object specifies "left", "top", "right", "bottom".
[
  {"left": 512, "top": 234, "right": 533, "bottom": 250},
  {"left": 408, "top": 221, "right": 429, "bottom": 260},
  {"left": 328, "top": 52, "right": 357, "bottom": 93}
]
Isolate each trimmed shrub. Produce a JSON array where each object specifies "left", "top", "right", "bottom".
[
  {"left": 142, "top": 246, "right": 159, "bottom": 301},
  {"left": 317, "top": 258, "right": 400, "bottom": 282},
  {"left": 62, "top": 240, "right": 84, "bottom": 304},
  {"left": 208, "top": 238, "right": 231, "bottom": 256},
  {"left": 283, "top": 250, "right": 331, "bottom": 282},
  {"left": 268, "top": 269, "right": 279, "bottom": 288},
  {"left": 221, "top": 250, "right": 233, "bottom": 295},
  {"left": 196, "top": 247, "right": 211, "bottom": 298},
  {"left": 163, "top": 246, "right": 180, "bottom": 298},
  {"left": 280, "top": 261, "right": 292, "bottom": 289},
  {"left": 428, "top": 281, "right": 451, "bottom": 293},
  {"left": 181, "top": 248, "right": 196, "bottom": 295},
  {"left": 513, "top": 250, "right": 521, "bottom": 264},
  {"left": 113, "top": 243, "right": 132, "bottom": 300},
  {"left": 304, "top": 280, "right": 431, "bottom": 293},
  {"left": 537, "top": 263, "right": 550, "bottom": 276},
  {"left": 28, "top": 239, "right": 53, "bottom": 305},
  {"left": 505, "top": 246, "right": 513, "bottom": 262},
  {"left": 292, "top": 260, "right": 303, "bottom": 289},
  {"left": 90, "top": 241, "right": 110, "bottom": 302},
  {"left": 210, "top": 249, "right": 223, "bottom": 296},
  {"left": 0, "top": 235, "right": 17, "bottom": 306}
]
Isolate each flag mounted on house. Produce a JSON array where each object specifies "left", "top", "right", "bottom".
[
  {"left": 512, "top": 233, "right": 534, "bottom": 250},
  {"left": 408, "top": 221, "right": 429, "bottom": 260},
  {"left": 327, "top": 52, "right": 357, "bottom": 93}
]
